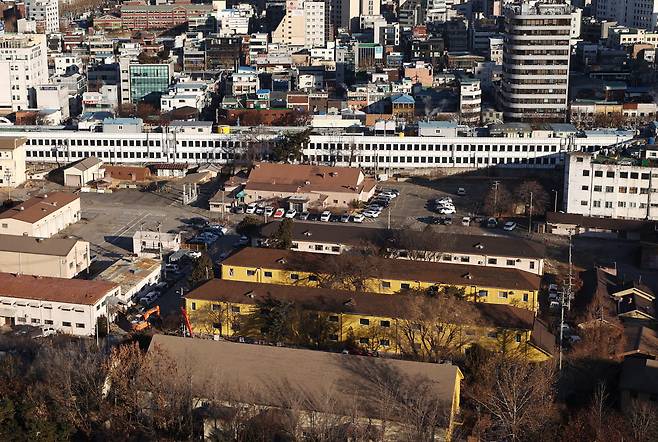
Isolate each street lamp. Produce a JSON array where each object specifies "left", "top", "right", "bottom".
[{"left": 552, "top": 189, "right": 558, "bottom": 213}]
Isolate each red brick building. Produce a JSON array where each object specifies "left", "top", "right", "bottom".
[{"left": 120, "top": 1, "right": 213, "bottom": 31}]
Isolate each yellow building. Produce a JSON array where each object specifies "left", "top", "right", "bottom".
[
  {"left": 185, "top": 279, "right": 554, "bottom": 362},
  {"left": 220, "top": 248, "right": 542, "bottom": 311}
]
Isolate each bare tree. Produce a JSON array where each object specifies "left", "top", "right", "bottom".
[
  {"left": 627, "top": 399, "right": 658, "bottom": 442},
  {"left": 483, "top": 182, "right": 513, "bottom": 217},
  {"left": 515, "top": 180, "right": 549, "bottom": 216}
]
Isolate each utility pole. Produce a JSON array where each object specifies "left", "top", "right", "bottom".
[
  {"left": 492, "top": 181, "right": 499, "bottom": 217},
  {"left": 528, "top": 191, "right": 533, "bottom": 233},
  {"left": 559, "top": 231, "right": 574, "bottom": 371},
  {"left": 553, "top": 189, "right": 558, "bottom": 213}
]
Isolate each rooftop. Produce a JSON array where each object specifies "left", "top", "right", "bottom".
[
  {"left": 0, "top": 192, "right": 79, "bottom": 224},
  {"left": 222, "top": 248, "right": 541, "bottom": 292},
  {"left": 245, "top": 163, "right": 369, "bottom": 195},
  {"left": 95, "top": 257, "right": 161, "bottom": 296},
  {"left": 0, "top": 137, "right": 26, "bottom": 151},
  {"left": 0, "top": 234, "right": 83, "bottom": 256},
  {"left": 148, "top": 334, "right": 461, "bottom": 422},
  {"left": 0, "top": 272, "right": 117, "bottom": 305},
  {"left": 66, "top": 156, "right": 102, "bottom": 172}
]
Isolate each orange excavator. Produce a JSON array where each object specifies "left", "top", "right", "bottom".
[{"left": 131, "top": 305, "right": 160, "bottom": 332}]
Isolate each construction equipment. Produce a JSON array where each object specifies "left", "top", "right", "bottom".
[
  {"left": 131, "top": 305, "right": 160, "bottom": 331},
  {"left": 181, "top": 306, "right": 194, "bottom": 337}
]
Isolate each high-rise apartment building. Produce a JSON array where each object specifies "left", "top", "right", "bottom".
[
  {"left": 594, "top": 0, "right": 658, "bottom": 31},
  {"left": 501, "top": 1, "right": 572, "bottom": 122},
  {"left": 0, "top": 33, "right": 48, "bottom": 111},
  {"left": 272, "top": 0, "right": 327, "bottom": 47},
  {"left": 24, "top": 0, "right": 59, "bottom": 34}
]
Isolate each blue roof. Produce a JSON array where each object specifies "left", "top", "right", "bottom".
[
  {"left": 103, "top": 117, "right": 143, "bottom": 125},
  {"left": 256, "top": 89, "right": 271, "bottom": 94},
  {"left": 392, "top": 94, "right": 415, "bottom": 104}
]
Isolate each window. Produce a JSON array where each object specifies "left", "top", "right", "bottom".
[
  {"left": 606, "top": 171, "right": 614, "bottom": 178},
  {"left": 360, "top": 318, "right": 370, "bottom": 326},
  {"left": 460, "top": 256, "right": 470, "bottom": 262},
  {"left": 231, "top": 306, "right": 240, "bottom": 313},
  {"left": 400, "top": 283, "right": 410, "bottom": 290},
  {"left": 594, "top": 171, "right": 603, "bottom": 177},
  {"left": 309, "top": 275, "right": 318, "bottom": 282},
  {"left": 211, "top": 304, "right": 220, "bottom": 311},
  {"left": 593, "top": 185, "right": 602, "bottom": 192},
  {"left": 498, "top": 291, "right": 509, "bottom": 299},
  {"left": 530, "top": 262, "right": 535, "bottom": 269},
  {"left": 31, "top": 318, "right": 40, "bottom": 324},
  {"left": 17, "top": 317, "right": 26, "bottom": 323},
  {"left": 619, "top": 187, "right": 627, "bottom": 193},
  {"left": 582, "top": 170, "right": 589, "bottom": 176},
  {"left": 76, "top": 323, "right": 85, "bottom": 328},
  {"left": 264, "top": 271, "right": 272, "bottom": 278},
  {"left": 605, "top": 186, "right": 614, "bottom": 192},
  {"left": 191, "top": 302, "right": 196, "bottom": 311},
  {"left": 515, "top": 333, "right": 522, "bottom": 343},
  {"left": 44, "top": 320, "right": 53, "bottom": 325},
  {"left": 380, "top": 339, "right": 390, "bottom": 346},
  {"left": 382, "top": 281, "right": 391, "bottom": 288},
  {"left": 246, "top": 270, "right": 256, "bottom": 276},
  {"left": 228, "top": 268, "right": 234, "bottom": 277},
  {"left": 506, "top": 259, "right": 515, "bottom": 266},
  {"left": 523, "top": 293, "right": 529, "bottom": 302},
  {"left": 290, "top": 273, "right": 299, "bottom": 280},
  {"left": 478, "top": 290, "right": 488, "bottom": 298},
  {"left": 581, "top": 185, "right": 589, "bottom": 191},
  {"left": 212, "top": 322, "right": 221, "bottom": 330},
  {"left": 380, "top": 320, "right": 390, "bottom": 328},
  {"left": 487, "top": 258, "right": 497, "bottom": 264},
  {"left": 62, "top": 321, "right": 72, "bottom": 327}
]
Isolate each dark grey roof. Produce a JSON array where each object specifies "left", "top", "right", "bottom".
[
  {"left": 258, "top": 222, "right": 546, "bottom": 259},
  {"left": 619, "top": 358, "right": 658, "bottom": 396}
]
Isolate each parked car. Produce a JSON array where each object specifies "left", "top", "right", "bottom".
[
  {"left": 352, "top": 213, "right": 364, "bottom": 223},
  {"left": 299, "top": 211, "right": 310, "bottom": 220},
  {"left": 245, "top": 204, "right": 257, "bottom": 214},
  {"left": 503, "top": 221, "right": 517, "bottom": 231},
  {"left": 273, "top": 208, "right": 285, "bottom": 218},
  {"left": 461, "top": 216, "right": 471, "bottom": 226},
  {"left": 486, "top": 217, "right": 498, "bottom": 228},
  {"left": 285, "top": 209, "right": 297, "bottom": 219},
  {"left": 232, "top": 205, "right": 245, "bottom": 214},
  {"left": 456, "top": 187, "right": 466, "bottom": 196},
  {"left": 549, "top": 300, "right": 560, "bottom": 310},
  {"left": 255, "top": 206, "right": 264, "bottom": 215},
  {"left": 320, "top": 211, "right": 332, "bottom": 222},
  {"left": 38, "top": 326, "right": 57, "bottom": 338},
  {"left": 206, "top": 224, "right": 228, "bottom": 235},
  {"left": 340, "top": 213, "right": 350, "bottom": 223},
  {"left": 442, "top": 217, "right": 453, "bottom": 225},
  {"left": 379, "top": 190, "right": 398, "bottom": 199},
  {"left": 264, "top": 206, "right": 275, "bottom": 217},
  {"left": 439, "top": 206, "right": 456, "bottom": 215},
  {"left": 363, "top": 210, "right": 380, "bottom": 218},
  {"left": 140, "top": 291, "right": 160, "bottom": 306}
]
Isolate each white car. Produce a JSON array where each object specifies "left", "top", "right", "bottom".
[
  {"left": 285, "top": 209, "right": 297, "bottom": 218},
  {"left": 456, "top": 188, "right": 466, "bottom": 196},
  {"left": 340, "top": 214, "right": 350, "bottom": 223},
  {"left": 363, "top": 210, "right": 380, "bottom": 218},
  {"left": 439, "top": 207, "right": 456, "bottom": 215},
  {"left": 379, "top": 191, "right": 397, "bottom": 199},
  {"left": 503, "top": 221, "right": 517, "bottom": 231},
  {"left": 461, "top": 216, "right": 471, "bottom": 226},
  {"left": 320, "top": 211, "right": 332, "bottom": 222},
  {"left": 264, "top": 206, "right": 274, "bottom": 217},
  {"left": 245, "top": 204, "right": 257, "bottom": 214},
  {"left": 38, "top": 326, "right": 57, "bottom": 337},
  {"left": 187, "top": 251, "right": 202, "bottom": 259},
  {"left": 352, "top": 214, "right": 365, "bottom": 223}
]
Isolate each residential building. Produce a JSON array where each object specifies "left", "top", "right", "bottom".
[
  {"left": 0, "top": 192, "right": 81, "bottom": 238},
  {"left": 230, "top": 66, "right": 259, "bottom": 96},
  {"left": 132, "top": 230, "right": 181, "bottom": 257},
  {"left": 63, "top": 157, "right": 104, "bottom": 187},
  {"left": 564, "top": 152, "right": 658, "bottom": 221},
  {"left": 95, "top": 257, "right": 162, "bottom": 304},
  {"left": 459, "top": 78, "right": 481, "bottom": 125},
  {"left": 216, "top": 5, "right": 252, "bottom": 37},
  {"left": 0, "top": 137, "right": 26, "bottom": 188},
  {"left": 148, "top": 334, "right": 463, "bottom": 439},
  {"left": 0, "top": 272, "right": 120, "bottom": 336},
  {"left": 184, "top": 279, "right": 554, "bottom": 360},
  {"left": 272, "top": 0, "right": 326, "bottom": 48},
  {"left": 0, "top": 235, "right": 90, "bottom": 278},
  {"left": 0, "top": 33, "right": 48, "bottom": 111},
  {"left": 257, "top": 223, "right": 546, "bottom": 275},
  {"left": 220, "top": 247, "right": 541, "bottom": 311},
  {"left": 160, "top": 82, "right": 209, "bottom": 113},
  {"left": 120, "top": 3, "right": 214, "bottom": 31},
  {"left": 35, "top": 84, "right": 70, "bottom": 122},
  {"left": 501, "top": 1, "right": 572, "bottom": 122},
  {"left": 24, "top": 0, "right": 59, "bottom": 34},
  {"left": 594, "top": 0, "right": 658, "bottom": 31},
  {"left": 242, "top": 162, "right": 377, "bottom": 209}
]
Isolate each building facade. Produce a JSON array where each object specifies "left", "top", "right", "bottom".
[
  {"left": 564, "top": 152, "right": 658, "bottom": 221},
  {"left": 0, "top": 192, "right": 81, "bottom": 238},
  {"left": 24, "top": 0, "right": 59, "bottom": 34},
  {"left": 0, "top": 137, "right": 26, "bottom": 187},
  {"left": 501, "top": 1, "right": 572, "bottom": 122},
  {"left": 0, "top": 235, "right": 90, "bottom": 278},
  {"left": 0, "top": 33, "right": 48, "bottom": 111},
  {"left": 0, "top": 273, "right": 120, "bottom": 336},
  {"left": 128, "top": 63, "right": 173, "bottom": 103},
  {"left": 594, "top": 0, "right": 658, "bottom": 31}
]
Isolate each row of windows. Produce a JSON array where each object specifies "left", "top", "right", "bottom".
[
  {"left": 582, "top": 184, "right": 653, "bottom": 194},
  {"left": 304, "top": 155, "right": 559, "bottom": 166},
  {"left": 581, "top": 169, "right": 653, "bottom": 180},
  {"left": 16, "top": 317, "right": 85, "bottom": 328},
  {"left": 580, "top": 200, "right": 658, "bottom": 209},
  {"left": 308, "top": 143, "right": 561, "bottom": 152}
]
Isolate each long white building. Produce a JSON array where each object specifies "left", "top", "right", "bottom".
[
  {"left": 564, "top": 151, "right": 658, "bottom": 221},
  {"left": 501, "top": 1, "right": 572, "bottom": 122},
  {"left": 0, "top": 122, "right": 634, "bottom": 173}
]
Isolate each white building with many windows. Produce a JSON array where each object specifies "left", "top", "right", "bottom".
[
  {"left": 0, "top": 33, "right": 48, "bottom": 111},
  {"left": 564, "top": 152, "right": 658, "bottom": 221},
  {"left": 24, "top": 0, "right": 59, "bottom": 34}
]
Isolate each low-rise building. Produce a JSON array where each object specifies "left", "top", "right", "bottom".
[
  {"left": 132, "top": 230, "right": 181, "bottom": 257},
  {"left": 257, "top": 223, "right": 546, "bottom": 275},
  {"left": 147, "top": 334, "right": 464, "bottom": 439},
  {"left": 0, "top": 137, "right": 27, "bottom": 188},
  {"left": 95, "top": 257, "right": 162, "bottom": 304},
  {"left": 0, "top": 272, "right": 120, "bottom": 336},
  {"left": 243, "top": 163, "right": 377, "bottom": 209},
  {"left": 184, "top": 279, "right": 554, "bottom": 361},
  {"left": 220, "top": 247, "right": 541, "bottom": 311},
  {"left": 0, "top": 234, "right": 90, "bottom": 278},
  {"left": 564, "top": 152, "right": 658, "bottom": 221},
  {"left": 63, "top": 157, "right": 104, "bottom": 187},
  {"left": 0, "top": 192, "right": 80, "bottom": 238}
]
